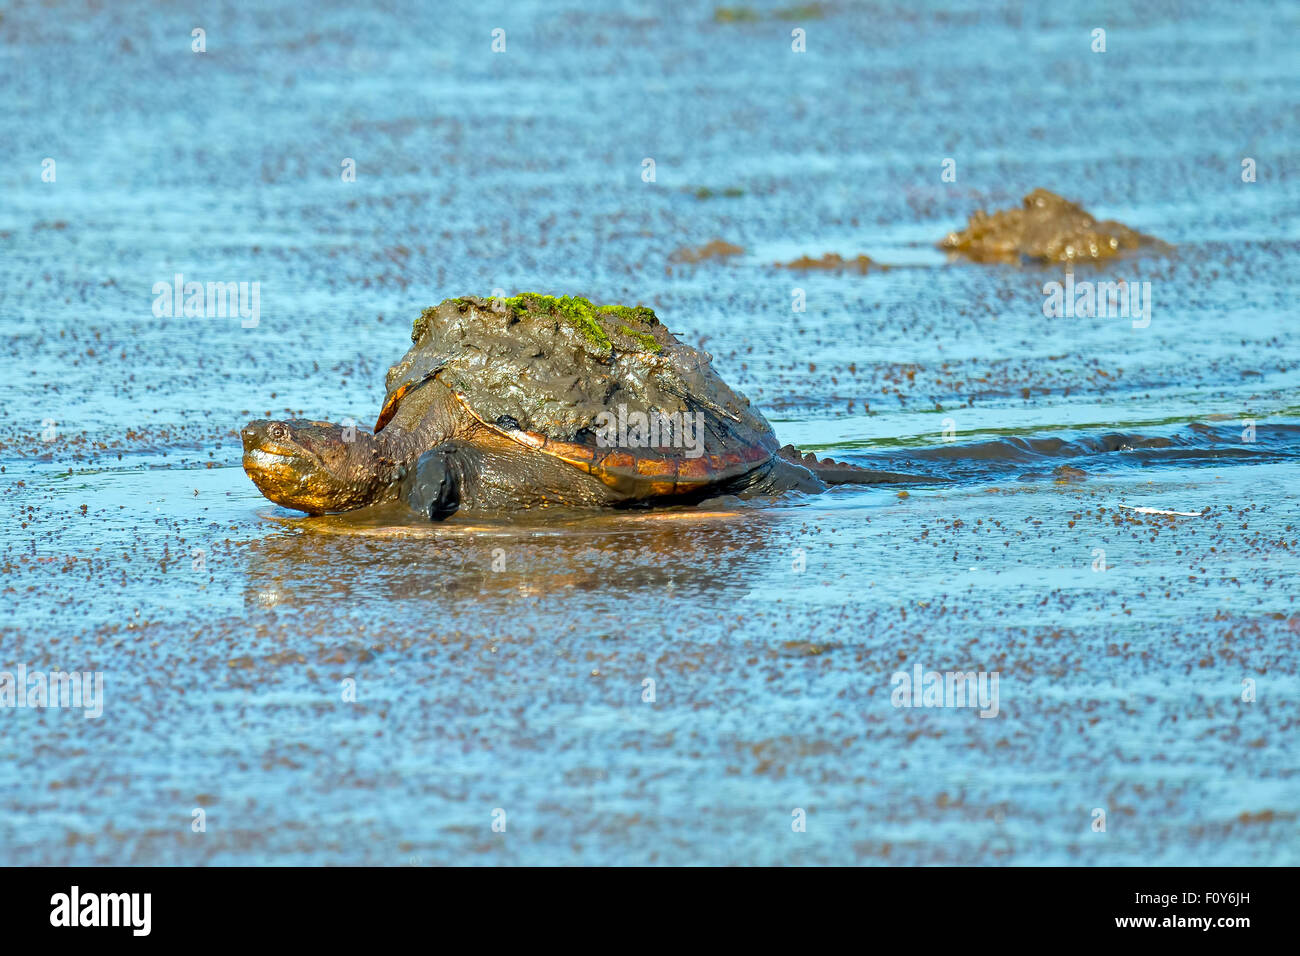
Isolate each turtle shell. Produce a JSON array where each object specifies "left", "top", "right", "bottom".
[{"left": 380, "top": 295, "right": 780, "bottom": 494}]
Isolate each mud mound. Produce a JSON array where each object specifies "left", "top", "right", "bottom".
[{"left": 940, "top": 188, "right": 1164, "bottom": 264}]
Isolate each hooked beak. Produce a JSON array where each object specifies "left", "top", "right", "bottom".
[{"left": 240, "top": 421, "right": 313, "bottom": 490}]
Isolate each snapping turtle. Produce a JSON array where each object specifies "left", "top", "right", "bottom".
[{"left": 241, "top": 294, "right": 905, "bottom": 519}]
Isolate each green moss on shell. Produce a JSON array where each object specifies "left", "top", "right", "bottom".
[
  {"left": 615, "top": 324, "right": 662, "bottom": 353},
  {"left": 598, "top": 303, "right": 659, "bottom": 326},
  {"left": 414, "top": 295, "right": 661, "bottom": 352},
  {"left": 505, "top": 294, "right": 663, "bottom": 351},
  {"left": 501, "top": 294, "right": 609, "bottom": 349}
]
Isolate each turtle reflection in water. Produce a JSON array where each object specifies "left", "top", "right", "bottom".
[{"left": 241, "top": 294, "right": 913, "bottom": 520}]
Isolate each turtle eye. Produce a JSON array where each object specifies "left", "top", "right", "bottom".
[{"left": 267, "top": 423, "right": 290, "bottom": 442}]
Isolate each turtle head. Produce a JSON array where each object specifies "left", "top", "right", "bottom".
[{"left": 241, "top": 419, "right": 386, "bottom": 514}]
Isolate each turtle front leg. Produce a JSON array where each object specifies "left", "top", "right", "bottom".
[
  {"left": 404, "top": 443, "right": 467, "bottom": 521},
  {"left": 401, "top": 435, "right": 621, "bottom": 519}
]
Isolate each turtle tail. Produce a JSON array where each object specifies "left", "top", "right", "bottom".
[{"left": 777, "top": 445, "right": 934, "bottom": 485}]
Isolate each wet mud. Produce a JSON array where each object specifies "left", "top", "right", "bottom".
[{"left": 940, "top": 189, "right": 1165, "bottom": 265}]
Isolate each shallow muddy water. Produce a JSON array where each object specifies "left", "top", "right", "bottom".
[{"left": 1, "top": 0, "right": 1297, "bottom": 864}]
